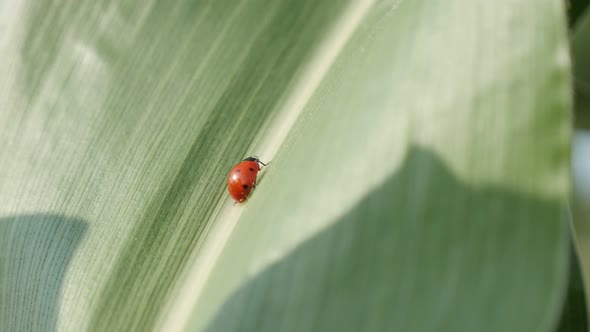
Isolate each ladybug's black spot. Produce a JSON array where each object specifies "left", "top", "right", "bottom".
[
  {"left": 249, "top": 167, "right": 255, "bottom": 172},
  {"left": 235, "top": 169, "right": 241, "bottom": 172},
  {"left": 242, "top": 184, "right": 249, "bottom": 189}
]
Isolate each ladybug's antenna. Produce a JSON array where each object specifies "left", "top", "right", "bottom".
[{"left": 252, "top": 155, "right": 268, "bottom": 167}]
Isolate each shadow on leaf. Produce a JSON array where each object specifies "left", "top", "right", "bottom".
[
  {"left": 204, "top": 147, "right": 568, "bottom": 332},
  {"left": 0, "top": 214, "right": 87, "bottom": 332}
]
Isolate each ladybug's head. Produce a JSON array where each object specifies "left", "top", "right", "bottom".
[
  {"left": 242, "top": 156, "right": 258, "bottom": 162},
  {"left": 242, "top": 156, "right": 268, "bottom": 167}
]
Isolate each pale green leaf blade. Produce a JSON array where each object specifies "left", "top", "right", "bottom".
[
  {"left": 0, "top": 0, "right": 573, "bottom": 331},
  {"left": 186, "top": 0, "right": 572, "bottom": 331},
  {"left": 0, "top": 0, "right": 350, "bottom": 331}
]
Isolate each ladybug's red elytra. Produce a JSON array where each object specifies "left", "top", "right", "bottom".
[{"left": 227, "top": 156, "right": 268, "bottom": 203}]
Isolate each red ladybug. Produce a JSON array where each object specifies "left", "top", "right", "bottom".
[{"left": 227, "top": 156, "right": 268, "bottom": 203}]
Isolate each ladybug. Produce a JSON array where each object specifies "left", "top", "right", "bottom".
[{"left": 227, "top": 156, "right": 268, "bottom": 203}]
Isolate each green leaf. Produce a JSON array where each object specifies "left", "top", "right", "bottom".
[
  {"left": 573, "top": 8, "right": 590, "bottom": 129},
  {"left": 568, "top": 0, "right": 590, "bottom": 27},
  {"left": 0, "top": 0, "right": 572, "bottom": 331},
  {"left": 556, "top": 245, "right": 588, "bottom": 332}
]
